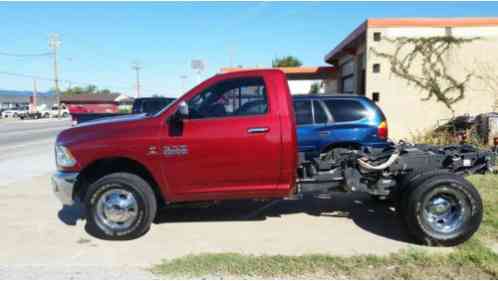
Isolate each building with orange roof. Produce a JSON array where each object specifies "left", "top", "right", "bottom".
[{"left": 324, "top": 18, "right": 498, "bottom": 138}]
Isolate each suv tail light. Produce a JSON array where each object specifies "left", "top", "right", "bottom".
[
  {"left": 378, "top": 121, "right": 388, "bottom": 139},
  {"left": 71, "top": 115, "right": 77, "bottom": 126}
]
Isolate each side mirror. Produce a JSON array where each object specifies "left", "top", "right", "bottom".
[
  {"left": 177, "top": 101, "right": 189, "bottom": 117},
  {"left": 168, "top": 101, "right": 188, "bottom": 136}
]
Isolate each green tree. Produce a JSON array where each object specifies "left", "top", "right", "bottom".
[
  {"left": 272, "top": 56, "right": 302, "bottom": 67},
  {"left": 99, "top": 89, "right": 112, "bottom": 95},
  {"left": 309, "top": 82, "right": 321, "bottom": 94},
  {"left": 62, "top": 86, "right": 84, "bottom": 96},
  {"left": 62, "top": 85, "right": 119, "bottom": 96},
  {"left": 85, "top": 85, "right": 98, "bottom": 94}
]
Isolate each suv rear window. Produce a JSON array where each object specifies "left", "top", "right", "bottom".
[{"left": 324, "top": 99, "right": 367, "bottom": 122}]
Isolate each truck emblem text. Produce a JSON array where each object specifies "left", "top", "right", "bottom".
[{"left": 163, "top": 145, "right": 188, "bottom": 156}]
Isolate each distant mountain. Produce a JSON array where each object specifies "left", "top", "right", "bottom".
[{"left": 0, "top": 89, "right": 54, "bottom": 97}]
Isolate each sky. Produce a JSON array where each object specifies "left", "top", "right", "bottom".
[{"left": 1, "top": 1, "right": 498, "bottom": 98}]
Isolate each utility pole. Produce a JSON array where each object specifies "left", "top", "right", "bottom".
[
  {"left": 49, "top": 33, "right": 61, "bottom": 116},
  {"left": 32, "top": 79, "right": 37, "bottom": 114},
  {"left": 131, "top": 61, "right": 142, "bottom": 98}
]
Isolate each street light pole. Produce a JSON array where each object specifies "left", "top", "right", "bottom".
[{"left": 131, "top": 61, "right": 142, "bottom": 98}]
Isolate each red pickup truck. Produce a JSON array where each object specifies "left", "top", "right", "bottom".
[{"left": 53, "top": 69, "right": 490, "bottom": 245}]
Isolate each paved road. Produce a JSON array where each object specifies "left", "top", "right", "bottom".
[{"left": 0, "top": 119, "right": 71, "bottom": 185}]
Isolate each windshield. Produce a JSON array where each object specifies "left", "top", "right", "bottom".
[
  {"left": 149, "top": 98, "right": 177, "bottom": 117},
  {"left": 133, "top": 98, "right": 175, "bottom": 116}
]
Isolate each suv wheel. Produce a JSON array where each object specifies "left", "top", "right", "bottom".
[
  {"left": 402, "top": 174, "right": 482, "bottom": 246},
  {"left": 84, "top": 172, "right": 157, "bottom": 240}
]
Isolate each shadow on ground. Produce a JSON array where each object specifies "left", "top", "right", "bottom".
[
  {"left": 58, "top": 203, "right": 85, "bottom": 226},
  {"left": 57, "top": 192, "right": 415, "bottom": 244},
  {"left": 154, "top": 192, "right": 415, "bottom": 244}
]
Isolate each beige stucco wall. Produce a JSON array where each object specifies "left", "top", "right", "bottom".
[
  {"left": 323, "top": 79, "right": 338, "bottom": 94},
  {"left": 365, "top": 25, "right": 498, "bottom": 140}
]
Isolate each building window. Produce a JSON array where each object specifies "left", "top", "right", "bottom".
[
  {"left": 373, "top": 32, "right": 381, "bottom": 42},
  {"left": 342, "top": 76, "right": 354, "bottom": 94},
  {"left": 445, "top": 27, "right": 453, "bottom": 37},
  {"left": 373, "top": 63, "right": 381, "bottom": 73},
  {"left": 340, "top": 59, "right": 355, "bottom": 94},
  {"left": 372, "top": 92, "right": 380, "bottom": 102}
]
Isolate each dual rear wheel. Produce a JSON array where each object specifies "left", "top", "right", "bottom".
[{"left": 400, "top": 172, "right": 483, "bottom": 246}]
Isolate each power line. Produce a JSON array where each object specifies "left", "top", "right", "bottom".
[
  {"left": 0, "top": 51, "right": 53, "bottom": 57},
  {"left": 0, "top": 71, "right": 54, "bottom": 82},
  {"left": 0, "top": 70, "right": 156, "bottom": 95}
]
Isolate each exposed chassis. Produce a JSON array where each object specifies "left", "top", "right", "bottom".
[
  {"left": 296, "top": 142, "right": 493, "bottom": 246},
  {"left": 297, "top": 142, "right": 495, "bottom": 196}
]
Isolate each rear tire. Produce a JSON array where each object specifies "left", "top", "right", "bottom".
[
  {"left": 84, "top": 172, "right": 157, "bottom": 240},
  {"left": 402, "top": 174, "right": 482, "bottom": 246},
  {"left": 398, "top": 170, "right": 455, "bottom": 215}
]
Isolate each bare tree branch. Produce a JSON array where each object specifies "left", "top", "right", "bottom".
[{"left": 370, "top": 36, "right": 479, "bottom": 113}]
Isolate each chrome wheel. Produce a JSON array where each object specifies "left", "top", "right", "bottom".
[
  {"left": 421, "top": 187, "right": 467, "bottom": 234},
  {"left": 95, "top": 188, "right": 138, "bottom": 231}
]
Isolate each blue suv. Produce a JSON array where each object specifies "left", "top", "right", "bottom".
[{"left": 293, "top": 95, "right": 389, "bottom": 157}]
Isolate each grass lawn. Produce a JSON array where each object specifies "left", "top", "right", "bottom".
[{"left": 151, "top": 174, "right": 498, "bottom": 279}]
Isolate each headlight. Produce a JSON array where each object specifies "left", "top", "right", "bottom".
[{"left": 55, "top": 145, "right": 76, "bottom": 168}]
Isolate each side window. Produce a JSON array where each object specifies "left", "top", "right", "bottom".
[
  {"left": 293, "top": 100, "right": 312, "bottom": 126},
  {"left": 188, "top": 77, "right": 267, "bottom": 119},
  {"left": 313, "top": 101, "right": 328, "bottom": 124},
  {"left": 324, "top": 99, "right": 368, "bottom": 122}
]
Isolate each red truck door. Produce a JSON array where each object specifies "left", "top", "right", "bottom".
[{"left": 161, "top": 75, "right": 283, "bottom": 201}]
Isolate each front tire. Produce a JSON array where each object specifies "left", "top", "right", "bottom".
[
  {"left": 402, "top": 174, "right": 482, "bottom": 246},
  {"left": 84, "top": 172, "right": 157, "bottom": 240}
]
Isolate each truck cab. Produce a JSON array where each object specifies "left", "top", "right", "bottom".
[{"left": 54, "top": 70, "right": 296, "bottom": 223}]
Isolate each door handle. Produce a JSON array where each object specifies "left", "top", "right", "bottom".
[
  {"left": 319, "top": 131, "right": 330, "bottom": 136},
  {"left": 247, "top": 127, "right": 269, "bottom": 134}
]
